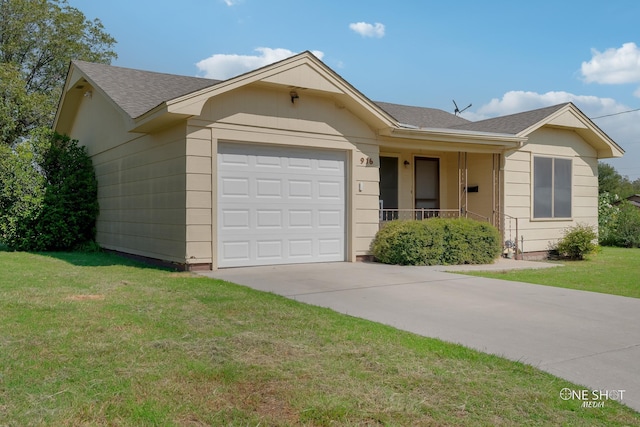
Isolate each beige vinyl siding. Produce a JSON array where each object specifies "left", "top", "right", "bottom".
[
  {"left": 95, "top": 127, "right": 188, "bottom": 263},
  {"left": 66, "top": 82, "right": 131, "bottom": 157},
  {"left": 503, "top": 127, "right": 599, "bottom": 252},
  {"left": 439, "top": 153, "right": 458, "bottom": 210},
  {"left": 353, "top": 151, "right": 380, "bottom": 257},
  {"left": 466, "top": 153, "right": 494, "bottom": 220},
  {"left": 185, "top": 125, "right": 213, "bottom": 265}
]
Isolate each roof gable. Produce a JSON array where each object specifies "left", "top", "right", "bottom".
[
  {"left": 133, "top": 51, "right": 396, "bottom": 132},
  {"left": 452, "top": 103, "right": 568, "bottom": 135},
  {"left": 69, "top": 61, "right": 220, "bottom": 119},
  {"left": 260, "top": 62, "right": 343, "bottom": 94},
  {"left": 452, "top": 103, "right": 623, "bottom": 158}
]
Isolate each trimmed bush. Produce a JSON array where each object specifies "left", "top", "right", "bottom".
[
  {"left": 370, "top": 220, "right": 445, "bottom": 265},
  {"left": 371, "top": 217, "right": 501, "bottom": 266},
  {"left": 554, "top": 223, "right": 598, "bottom": 260}
]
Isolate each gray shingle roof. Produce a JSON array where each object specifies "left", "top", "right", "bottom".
[
  {"left": 451, "top": 103, "right": 570, "bottom": 134},
  {"left": 375, "top": 101, "right": 471, "bottom": 129},
  {"left": 73, "top": 61, "right": 221, "bottom": 119},
  {"left": 70, "top": 61, "right": 576, "bottom": 137}
]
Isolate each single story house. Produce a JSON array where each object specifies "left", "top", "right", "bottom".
[{"left": 54, "top": 51, "right": 623, "bottom": 269}]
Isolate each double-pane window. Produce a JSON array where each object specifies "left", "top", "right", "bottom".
[{"left": 533, "top": 157, "right": 572, "bottom": 219}]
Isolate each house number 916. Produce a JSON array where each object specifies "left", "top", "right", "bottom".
[{"left": 360, "top": 157, "right": 374, "bottom": 166}]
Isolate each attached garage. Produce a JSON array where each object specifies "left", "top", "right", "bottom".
[{"left": 217, "top": 142, "right": 346, "bottom": 267}]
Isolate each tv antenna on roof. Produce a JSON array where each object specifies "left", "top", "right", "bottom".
[{"left": 453, "top": 99, "right": 472, "bottom": 116}]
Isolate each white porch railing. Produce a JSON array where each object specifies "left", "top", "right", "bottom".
[{"left": 379, "top": 208, "right": 460, "bottom": 222}]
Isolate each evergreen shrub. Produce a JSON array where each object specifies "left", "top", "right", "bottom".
[
  {"left": 0, "top": 131, "right": 98, "bottom": 251},
  {"left": 371, "top": 217, "right": 501, "bottom": 266}
]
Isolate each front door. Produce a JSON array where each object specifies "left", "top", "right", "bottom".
[
  {"left": 415, "top": 157, "right": 439, "bottom": 217},
  {"left": 379, "top": 157, "right": 398, "bottom": 219}
]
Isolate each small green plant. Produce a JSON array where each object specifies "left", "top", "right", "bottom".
[
  {"left": 371, "top": 217, "right": 501, "bottom": 266},
  {"left": 554, "top": 223, "right": 598, "bottom": 260}
]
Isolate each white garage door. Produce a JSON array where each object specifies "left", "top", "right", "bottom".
[{"left": 217, "top": 143, "right": 346, "bottom": 268}]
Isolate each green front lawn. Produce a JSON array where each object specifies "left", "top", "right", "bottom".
[
  {"left": 463, "top": 247, "right": 640, "bottom": 298},
  {"left": 0, "top": 248, "right": 638, "bottom": 425}
]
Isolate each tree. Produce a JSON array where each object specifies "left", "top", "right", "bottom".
[
  {"left": 0, "top": 139, "right": 45, "bottom": 248},
  {"left": 598, "top": 162, "right": 640, "bottom": 198},
  {"left": 598, "top": 162, "right": 622, "bottom": 195},
  {"left": 0, "top": 130, "right": 98, "bottom": 251},
  {"left": 0, "top": 0, "right": 116, "bottom": 146}
]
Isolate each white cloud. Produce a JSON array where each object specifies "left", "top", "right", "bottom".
[
  {"left": 470, "top": 90, "right": 620, "bottom": 120},
  {"left": 469, "top": 90, "right": 640, "bottom": 178},
  {"left": 195, "top": 47, "right": 325, "bottom": 80},
  {"left": 349, "top": 22, "right": 385, "bottom": 38},
  {"left": 581, "top": 42, "right": 640, "bottom": 84},
  {"left": 222, "top": 0, "right": 241, "bottom": 6}
]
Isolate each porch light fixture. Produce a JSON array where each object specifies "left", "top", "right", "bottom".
[
  {"left": 403, "top": 160, "right": 410, "bottom": 167},
  {"left": 290, "top": 90, "right": 299, "bottom": 103}
]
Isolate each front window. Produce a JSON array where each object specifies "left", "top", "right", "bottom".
[{"left": 533, "top": 156, "right": 572, "bottom": 219}]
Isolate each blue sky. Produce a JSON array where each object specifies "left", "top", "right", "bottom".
[{"left": 68, "top": 0, "right": 640, "bottom": 179}]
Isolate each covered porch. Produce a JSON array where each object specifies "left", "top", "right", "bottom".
[{"left": 377, "top": 141, "right": 521, "bottom": 257}]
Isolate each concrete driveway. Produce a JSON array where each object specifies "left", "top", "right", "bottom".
[{"left": 200, "top": 260, "right": 640, "bottom": 412}]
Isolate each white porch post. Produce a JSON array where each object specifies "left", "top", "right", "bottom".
[
  {"left": 492, "top": 153, "right": 501, "bottom": 227},
  {"left": 458, "top": 152, "right": 468, "bottom": 217}
]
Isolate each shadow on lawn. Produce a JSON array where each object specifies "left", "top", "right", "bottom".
[{"left": 1, "top": 244, "right": 172, "bottom": 271}]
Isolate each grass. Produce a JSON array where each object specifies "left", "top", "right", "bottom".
[
  {"left": 462, "top": 246, "right": 640, "bottom": 299},
  {"left": 0, "top": 248, "right": 639, "bottom": 425}
]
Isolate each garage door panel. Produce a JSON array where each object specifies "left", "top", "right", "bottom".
[
  {"left": 318, "top": 210, "right": 342, "bottom": 227},
  {"left": 219, "top": 152, "right": 250, "bottom": 166},
  {"left": 288, "top": 210, "right": 313, "bottom": 228},
  {"left": 218, "top": 142, "right": 345, "bottom": 267},
  {"left": 221, "top": 209, "right": 250, "bottom": 229},
  {"left": 255, "top": 155, "right": 282, "bottom": 167},
  {"left": 319, "top": 239, "right": 342, "bottom": 255},
  {"left": 256, "top": 209, "right": 283, "bottom": 228},
  {"left": 287, "top": 157, "right": 313, "bottom": 169},
  {"left": 289, "top": 239, "right": 313, "bottom": 258},
  {"left": 318, "top": 181, "right": 342, "bottom": 199},
  {"left": 288, "top": 180, "right": 313, "bottom": 198},
  {"left": 221, "top": 241, "right": 251, "bottom": 261},
  {"left": 317, "top": 158, "right": 343, "bottom": 172},
  {"left": 256, "top": 240, "right": 283, "bottom": 259},
  {"left": 221, "top": 177, "right": 250, "bottom": 197},
  {"left": 256, "top": 179, "right": 282, "bottom": 197}
]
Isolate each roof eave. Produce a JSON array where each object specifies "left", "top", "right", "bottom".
[
  {"left": 385, "top": 126, "right": 526, "bottom": 148},
  {"left": 129, "top": 51, "right": 397, "bottom": 133},
  {"left": 517, "top": 103, "right": 625, "bottom": 159}
]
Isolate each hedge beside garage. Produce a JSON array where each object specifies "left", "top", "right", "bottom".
[{"left": 371, "top": 217, "right": 502, "bottom": 266}]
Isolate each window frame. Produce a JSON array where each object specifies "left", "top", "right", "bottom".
[{"left": 532, "top": 155, "right": 573, "bottom": 220}]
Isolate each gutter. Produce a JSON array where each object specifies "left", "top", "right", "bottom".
[{"left": 386, "top": 125, "right": 526, "bottom": 147}]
